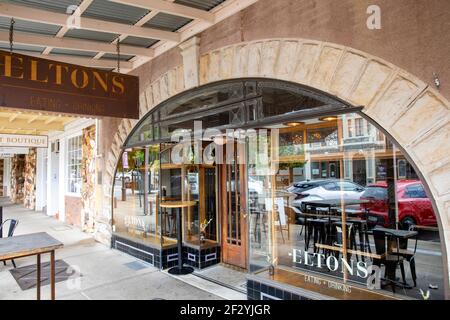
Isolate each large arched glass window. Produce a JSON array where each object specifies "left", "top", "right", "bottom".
[{"left": 113, "top": 79, "right": 445, "bottom": 300}]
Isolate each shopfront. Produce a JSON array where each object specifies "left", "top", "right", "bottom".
[{"left": 111, "top": 78, "right": 445, "bottom": 300}]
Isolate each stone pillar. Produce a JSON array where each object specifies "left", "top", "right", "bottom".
[
  {"left": 179, "top": 36, "right": 201, "bottom": 89},
  {"left": 24, "top": 148, "right": 37, "bottom": 209},
  {"left": 10, "top": 154, "right": 25, "bottom": 204},
  {"left": 81, "top": 125, "right": 96, "bottom": 232}
]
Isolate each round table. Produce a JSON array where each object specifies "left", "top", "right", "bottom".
[{"left": 160, "top": 201, "right": 197, "bottom": 275}]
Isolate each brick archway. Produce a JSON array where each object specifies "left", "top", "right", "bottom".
[{"left": 100, "top": 38, "right": 450, "bottom": 293}]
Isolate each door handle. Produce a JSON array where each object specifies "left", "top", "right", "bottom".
[{"left": 242, "top": 212, "right": 248, "bottom": 219}]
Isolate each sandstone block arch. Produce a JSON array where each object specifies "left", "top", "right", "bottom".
[{"left": 99, "top": 38, "right": 450, "bottom": 291}]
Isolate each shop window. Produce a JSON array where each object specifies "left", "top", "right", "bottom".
[
  {"left": 249, "top": 113, "right": 444, "bottom": 300},
  {"left": 67, "top": 135, "right": 82, "bottom": 194},
  {"left": 347, "top": 119, "right": 354, "bottom": 137},
  {"left": 355, "top": 118, "right": 364, "bottom": 136},
  {"left": 112, "top": 145, "right": 168, "bottom": 247},
  {"left": 117, "top": 79, "right": 444, "bottom": 299}
]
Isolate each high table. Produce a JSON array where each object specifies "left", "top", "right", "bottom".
[
  {"left": 372, "top": 226, "right": 418, "bottom": 289},
  {"left": 160, "top": 201, "right": 197, "bottom": 275},
  {"left": 0, "top": 232, "right": 64, "bottom": 300}
]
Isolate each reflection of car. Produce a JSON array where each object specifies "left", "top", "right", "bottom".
[
  {"left": 360, "top": 180, "right": 437, "bottom": 229},
  {"left": 289, "top": 179, "right": 365, "bottom": 210}
]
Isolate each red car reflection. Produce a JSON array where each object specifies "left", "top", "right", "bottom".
[{"left": 360, "top": 180, "right": 437, "bottom": 229}]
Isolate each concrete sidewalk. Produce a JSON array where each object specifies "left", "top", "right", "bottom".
[{"left": 0, "top": 202, "right": 222, "bottom": 300}]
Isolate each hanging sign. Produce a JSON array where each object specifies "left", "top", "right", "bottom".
[
  {"left": 122, "top": 151, "right": 129, "bottom": 169},
  {"left": 0, "top": 50, "right": 139, "bottom": 119},
  {"left": 0, "top": 133, "right": 48, "bottom": 148}
]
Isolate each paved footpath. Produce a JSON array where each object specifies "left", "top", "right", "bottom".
[{"left": 0, "top": 201, "right": 221, "bottom": 300}]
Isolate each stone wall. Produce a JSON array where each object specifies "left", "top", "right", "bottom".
[
  {"left": 64, "top": 195, "right": 82, "bottom": 227},
  {"left": 81, "top": 125, "right": 96, "bottom": 232},
  {"left": 10, "top": 154, "right": 25, "bottom": 204},
  {"left": 24, "top": 148, "right": 37, "bottom": 210}
]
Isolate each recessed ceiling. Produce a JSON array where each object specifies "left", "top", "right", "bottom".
[
  {"left": 0, "top": 109, "right": 81, "bottom": 135},
  {"left": 0, "top": 0, "right": 257, "bottom": 72}
]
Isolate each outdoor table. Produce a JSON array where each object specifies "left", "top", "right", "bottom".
[
  {"left": 300, "top": 199, "right": 370, "bottom": 214},
  {"left": 160, "top": 201, "right": 196, "bottom": 275},
  {"left": 0, "top": 232, "right": 63, "bottom": 300},
  {"left": 372, "top": 226, "right": 418, "bottom": 240}
]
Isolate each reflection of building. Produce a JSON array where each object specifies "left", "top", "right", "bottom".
[{"left": 276, "top": 114, "right": 418, "bottom": 188}]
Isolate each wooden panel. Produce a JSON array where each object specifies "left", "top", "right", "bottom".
[
  {"left": 0, "top": 50, "right": 139, "bottom": 119},
  {"left": 220, "top": 142, "right": 247, "bottom": 269}
]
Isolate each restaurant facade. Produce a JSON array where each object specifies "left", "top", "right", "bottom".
[
  {"left": 92, "top": 0, "right": 450, "bottom": 300},
  {"left": 0, "top": 0, "right": 449, "bottom": 301}
]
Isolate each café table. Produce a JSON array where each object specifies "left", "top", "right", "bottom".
[
  {"left": 372, "top": 226, "right": 418, "bottom": 289},
  {"left": 372, "top": 226, "right": 418, "bottom": 240},
  {"left": 160, "top": 201, "right": 196, "bottom": 275},
  {"left": 0, "top": 232, "right": 63, "bottom": 300},
  {"left": 300, "top": 199, "right": 370, "bottom": 214}
]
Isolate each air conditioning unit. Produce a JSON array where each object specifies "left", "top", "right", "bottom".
[{"left": 51, "top": 140, "right": 60, "bottom": 153}]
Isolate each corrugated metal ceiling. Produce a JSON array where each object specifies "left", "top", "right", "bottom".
[
  {"left": 82, "top": 0, "right": 150, "bottom": 25},
  {"left": 0, "top": 0, "right": 233, "bottom": 69},
  {"left": 0, "top": 16, "right": 61, "bottom": 36},
  {"left": 174, "top": 0, "right": 226, "bottom": 11},
  {"left": 101, "top": 52, "right": 135, "bottom": 61},
  {"left": 144, "top": 12, "right": 192, "bottom": 32},
  {"left": 50, "top": 48, "right": 98, "bottom": 58},
  {"left": 6, "top": 0, "right": 82, "bottom": 14},
  {"left": 0, "top": 42, "right": 45, "bottom": 53},
  {"left": 121, "top": 36, "right": 159, "bottom": 49},
  {"left": 64, "top": 28, "right": 119, "bottom": 43}
]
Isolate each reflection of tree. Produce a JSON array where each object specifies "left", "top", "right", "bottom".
[{"left": 278, "top": 161, "right": 306, "bottom": 170}]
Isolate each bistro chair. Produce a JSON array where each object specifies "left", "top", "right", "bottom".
[
  {"left": 392, "top": 224, "right": 419, "bottom": 287},
  {"left": 372, "top": 229, "right": 407, "bottom": 293},
  {"left": 0, "top": 219, "right": 19, "bottom": 268}
]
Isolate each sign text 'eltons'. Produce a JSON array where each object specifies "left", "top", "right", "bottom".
[{"left": 0, "top": 50, "right": 139, "bottom": 119}]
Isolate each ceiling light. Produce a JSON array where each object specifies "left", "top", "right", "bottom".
[
  {"left": 319, "top": 116, "right": 338, "bottom": 121},
  {"left": 283, "top": 121, "right": 304, "bottom": 127}
]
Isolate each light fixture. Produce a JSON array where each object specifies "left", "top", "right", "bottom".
[
  {"left": 319, "top": 116, "right": 338, "bottom": 121},
  {"left": 283, "top": 121, "right": 304, "bottom": 127}
]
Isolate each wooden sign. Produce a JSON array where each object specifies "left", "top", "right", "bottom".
[
  {"left": 0, "top": 133, "right": 48, "bottom": 148},
  {"left": 0, "top": 50, "right": 139, "bottom": 119}
]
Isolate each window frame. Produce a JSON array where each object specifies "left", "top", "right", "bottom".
[{"left": 66, "top": 133, "right": 83, "bottom": 196}]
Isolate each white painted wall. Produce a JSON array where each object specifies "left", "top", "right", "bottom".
[
  {"left": 46, "top": 118, "right": 95, "bottom": 222},
  {"left": 35, "top": 148, "right": 47, "bottom": 211}
]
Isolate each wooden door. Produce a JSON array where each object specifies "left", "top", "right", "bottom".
[{"left": 220, "top": 143, "right": 247, "bottom": 269}]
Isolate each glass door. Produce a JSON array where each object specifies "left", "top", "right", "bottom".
[{"left": 220, "top": 141, "right": 247, "bottom": 269}]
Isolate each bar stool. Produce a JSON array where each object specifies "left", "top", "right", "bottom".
[{"left": 332, "top": 221, "right": 358, "bottom": 260}]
